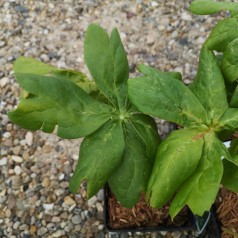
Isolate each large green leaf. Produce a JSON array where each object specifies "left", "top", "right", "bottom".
[
  {"left": 138, "top": 64, "right": 182, "bottom": 81},
  {"left": 222, "top": 159, "right": 238, "bottom": 193},
  {"left": 69, "top": 121, "right": 125, "bottom": 197},
  {"left": 128, "top": 72, "right": 207, "bottom": 127},
  {"left": 13, "top": 56, "right": 101, "bottom": 97},
  {"left": 108, "top": 116, "right": 160, "bottom": 207},
  {"left": 146, "top": 128, "right": 204, "bottom": 208},
  {"left": 84, "top": 24, "right": 129, "bottom": 109},
  {"left": 205, "top": 17, "right": 238, "bottom": 52},
  {"left": 189, "top": 47, "right": 228, "bottom": 121},
  {"left": 189, "top": 0, "right": 238, "bottom": 16},
  {"left": 110, "top": 28, "right": 130, "bottom": 109},
  {"left": 170, "top": 133, "right": 223, "bottom": 218},
  {"left": 230, "top": 84, "right": 238, "bottom": 107},
  {"left": 219, "top": 108, "right": 238, "bottom": 131},
  {"left": 222, "top": 38, "right": 238, "bottom": 83},
  {"left": 8, "top": 73, "right": 112, "bottom": 138}
]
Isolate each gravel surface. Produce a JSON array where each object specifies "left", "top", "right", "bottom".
[{"left": 0, "top": 0, "right": 223, "bottom": 237}]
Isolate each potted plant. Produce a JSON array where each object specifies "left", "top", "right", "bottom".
[
  {"left": 127, "top": 0, "right": 238, "bottom": 235},
  {"left": 7, "top": 0, "right": 238, "bottom": 235}
]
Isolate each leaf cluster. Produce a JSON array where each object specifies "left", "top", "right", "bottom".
[
  {"left": 128, "top": 0, "right": 238, "bottom": 218},
  {"left": 8, "top": 25, "right": 161, "bottom": 208}
]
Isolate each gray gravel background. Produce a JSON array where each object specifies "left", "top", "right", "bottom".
[{"left": 0, "top": 0, "right": 223, "bottom": 237}]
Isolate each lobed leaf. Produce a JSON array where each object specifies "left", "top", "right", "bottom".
[
  {"left": 146, "top": 128, "right": 205, "bottom": 208},
  {"left": 221, "top": 38, "right": 238, "bottom": 83},
  {"left": 219, "top": 108, "right": 238, "bottom": 132},
  {"left": 170, "top": 133, "right": 223, "bottom": 218},
  {"left": 222, "top": 159, "right": 238, "bottom": 193},
  {"left": 128, "top": 72, "right": 207, "bottom": 127},
  {"left": 69, "top": 121, "right": 125, "bottom": 197},
  {"left": 189, "top": 0, "right": 238, "bottom": 16},
  {"left": 84, "top": 24, "right": 129, "bottom": 109},
  {"left": 108, "top": 115, "right": 160, "bottom": 207},
  {"left": 8, "top": 73, "right": 112, "bottom": 138},
  {"left": 189, "top": 46, "right": 228, "bottom": 121},
  {"left": 205, "top": 17, "right": 238, "bottom": 52},
  {"left": 138, "top": 64, "right": 182, "bottom": 81},
  {"left": 13, "top": 56, "right": 100, "bottom": 97},
  {"left": 230, "top": 84, "right": 238, "bottom": 107}
]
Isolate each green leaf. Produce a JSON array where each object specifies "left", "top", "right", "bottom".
[
  {"left": 108, "top": 115, "right": 160, "bottom": 207},
  {"left": 138, "top": 64, "right": 182, "bottom": 81},
  {"left": 222, "top": 159, "right": 238, "bottom": 193},
  {"left": 84, "top": 24, "right": 129, "bottom": 109},
  {"left": 230, "top": 84, "right": 238, "bottom": 107},
  {"left": 219, "top": 108, "right": 238, "bottom": 131},
  {"left": 13, "top": 56, "right": 101, "bottom": 97},
  {"left": 189, "top": 47, "right": 228, "bottom": 121},
  {"left": 110, "top": 28, "right": 130, "bottom": 109},
  {"left": 170, "top": 133, "right": 223, "bottom": 218},
  {"left": 14, "top": 56, "right": 56, "bottom": 75},
  {"left": 189, "top": 0, "right": 238, "bottom": 16},
  {"left": 229, "top": 138, "right": 238, "bottom": 156},
  {"left": 146, "top": 128, "right": 205, "bottom": 208},
  {"left": 8, "top": 73, "right": 112, "bottom": 138},
  {"left": 205, "top": 17, "right": 238, "bottom": 52},
  {"left": 128, "top": 72, "right": 207, "bottom": 127},
  {"left": 222, "top": 38, "right": 238, "bottom": 83},
  {"left": 69, "top": 120, "right": 125, "bottom": 197}
]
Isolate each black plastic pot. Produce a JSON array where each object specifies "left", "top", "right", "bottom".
[{"left": 103, "top": 185, "right": 221, "bottom": 236}]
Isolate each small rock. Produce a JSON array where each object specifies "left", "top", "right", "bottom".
[
  {"left": 71, "top": 215, "right": 82, "bottom": 225},
  {"left": 3, "top": 132, "right": 11, "bottom": 138},
  {"left": 97, "top": 189, "right": 104, "bottom": 201},
  {"left": 96, "top": 202, "right": 103, "bottom": 212},
  {"left": 13, "top": 221, "right": 20, "bottom": 229},
  {"left": 87, "top": 195, "right": 97, "bottom": 206},
  {"left": 30, "top": 225, "right": 37, "bottom": 234},
  {"left": 151, "top": 1, "right": 159, "bottom": 7},
  {"left": 37, "top": 227, "right": 47, "bottom": 236},
  {"left": 19, "top": 224, "right": 29, "bottom": 231},
  {"left": 42, "top": 177, "right": 50, "bottom": 188},
  {"left": 0, "top": 77, "right": 8, "bottom": 87},
  {"left": 15, "top": 5, "right": 28, "bottom": 13},
  {"left": 25, "top": 132, "right": 33, "bottom": 146},
  {"left": 58, "top": 173, "right": 65, "bottom": 181},
  {"left": 52, "top": 216, "right": 61, "bottom": 223},
  {"left": 14, "top": 165, "right": 22, "bottom": 175},
  {"left": 12, "top": 146, "right": 21, "bottom": 155},
  {"left": 0, "top": 40, "right": 6, "bottom": 48},
  {"left": 64, "top": 196, "right": 76, "bottom": 206},
  {"left": 52, "top": 230, "right": 65, "bottom": 237},
  {"left": 0, "top": 157, "right": 7, "bottom": 166},
  {"left": 5, "top": 209, "right": 11, "bottom": 218},
  {"left": 11, "top": 155, "right": 23, "bottom": 163},
  {"left": 43, "top": 203, "right": 54, "bottom": 211}
]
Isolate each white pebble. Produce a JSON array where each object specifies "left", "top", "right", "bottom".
[
  {"left": 25, "top": 132, "right": 33, "bottom": 146},
  {"left": 3, "top": 132, "right": 11, "bottom": 138},
  {"left": 43, "top": 203, "right": 54, "bottom": 211},
  {"left": 11, "top": 155, "right": 23, "bottom": 163},
  {"left": 0, "top": 77, "right": 8, "bottom": 87},
  {"left": 58, "top": 173, "right": 65, "bottom": 181},
  {"left": 87, "top": 195, "right": 97, "bottom": 207},
  {"left": 151, "top": 1, "right": 159, "bottom": 7},
  {"left": 0, "top": 157, "right": 7, "bottom": 166},
  {"left": 14, "top": 165, "right": 22, "bottom": 175}
]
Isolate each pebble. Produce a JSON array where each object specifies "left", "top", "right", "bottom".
[
  {"left": 42, "top": 177, "right": 50, "bottom": 187},
  {"left": 0, "top": 77, "right": 8, "bottom": 87},
  {"left": 25, "top": 132, "right": 33, "bottom": 146},
  {"left": 11, "top": 155, "right": 23, "bottom": 163},
  {"left": 71, "top": 215, "right": 82, "bottom": 225},
  {"left": 64, "top": 196, "right": 76, "bottom": 206},
  {"left": 58, "top": 173, "right": 65, "bottom": 181},
  {"left": 14, "top": 165, "right": 22, "bottom": 175},
  {"left": 87, "top": 195, "right": 97, "bottom": 207},
  {"left": 37, "top": 227, "right": 47, "bottom": 236},
  {"left": 43, "top": 203, "right": 54, "bottom": 211},
  {"left": 52, "top": 230, "right": 65, "bottom": 237},
  {"left": 0, "top": 157, "right": 7, "bottom": 166},
  {"left": 52, "top": 216, "right": 61, "bottom": 223}
]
